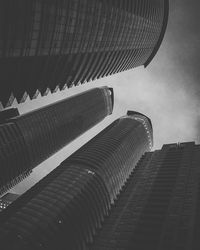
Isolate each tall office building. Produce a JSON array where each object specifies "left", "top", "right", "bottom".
[
  {"left": 0, "top": 87, "right": 113, "bottom": 195},
  {"left": 90, "top": 142, "right": 200, "bottom": 250},
  {"left": 0, "top": 0, "right": 169, "bottom": 107},
  {"left": 0, "top": 111, "right": 152, "bottom": 250}
]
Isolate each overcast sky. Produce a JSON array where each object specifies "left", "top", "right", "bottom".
[{"left": 10, "top": 0, "right": 200, "bottom": 194}]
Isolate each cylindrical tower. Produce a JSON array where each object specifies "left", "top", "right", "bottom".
[
  {"left": 0, "top": 0, "right": 169, "bottom": 107},
  {"left": 0, "top": 111, "right": 153, "bottom": 250},
  {"left": 0, "top": 86, "right": 113, "bottom": 195}
]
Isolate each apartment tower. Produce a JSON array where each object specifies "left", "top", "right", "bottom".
[
  {"left": 0, "top": 111, "right": 152, "bottom": 250},
  {"left": 0, "top": 0, "right": 169, "bottom": 107},
  {"left": 90, "top": 142, "right": 200, "bottom": 250},
  {"left": 0, "top": 87, "right": 113, "bottom": 195}
]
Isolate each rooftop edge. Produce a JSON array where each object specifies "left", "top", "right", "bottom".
[
  {"left": 127, "top": 110, "right": 152, "bottom": 130},
  {"left": 144, "top": 0, "right": 169, "bottom": 67}
]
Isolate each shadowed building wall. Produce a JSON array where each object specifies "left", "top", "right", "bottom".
[
  {"left": 89, "top": 142, "right": 200, "bottom": 250},
  {"left": 0, "top": 111, "right": 152, "bottom": 250},
  {"left": 0, "top": 87, "right": 113, "bottom": 195},
  {"left": 0, "top": 0, "right": 169, "bottom": 107}
]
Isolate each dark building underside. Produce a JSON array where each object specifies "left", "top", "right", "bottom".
[{"left": 0, "top": 0, "right": 169, "bottom": 107}]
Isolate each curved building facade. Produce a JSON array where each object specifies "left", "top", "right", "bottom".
[
  {"left": 0, "top": 0, "right": 169, "bottom": 107},
  {"left": 0, "top": 111, "right": 152, "bottom": 250},
  {"left": 90, "top": 142, "right": 200, "bottom": 250},
  {"left": 0, "top": 87, "right": 113, "bottom": 195},
  {"left": 65, "top": 110, "right": 153, "bottom": 204}
]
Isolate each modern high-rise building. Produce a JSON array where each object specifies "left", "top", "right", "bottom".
[
  {"left": 0, "top": 193, "right": 20, "bottom": 212},
  {"left": 0, "top": 86, "right": 113, "bottom": 195},
  {"left": 0, "top": 111, "right": 152, "bottom": 250},
  {"left": 0, "top": 0, "right": 169, "bottom": 107},
  {"left": 90, "top": 142, "right": 200, "bottom": 250}
]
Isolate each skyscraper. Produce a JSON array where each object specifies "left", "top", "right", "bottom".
[
  {"left": 0, "top": 87, "right": 113, "bottom": 195},
  {"left": 90, "top": 142, "right": 200, "bottom": 250},
  {"left": 0, "top": 0, "right": 169, "bottom": 107},
  {"left": 0, "top": 111, "right": 152, "bottom": 250}
]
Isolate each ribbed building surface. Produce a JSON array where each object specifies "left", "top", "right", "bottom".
[
  {"left": 0, "top": 0, "right": 169, "bottom": 107},
  {"left": 89, "top": 142, "right": 200, "bottom": 250},
  {"left": 0, "top": 111, "right": 152, "bottom": 250},
  {"left": 0, "top": 122, "right": 32, "bottom": 195},
  {"left": 65, "top": 110, "right": 153, "bottom": 204},
  {"left": 0, "top": 87, "right": 113, "bottom": 195}
]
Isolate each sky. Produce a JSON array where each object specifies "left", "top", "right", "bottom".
[{"left": 10, "top": 0, "right": 200, "bottom": 194}]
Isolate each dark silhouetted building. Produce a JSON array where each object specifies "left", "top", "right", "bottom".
[
  {"left": 90, "top": 142, "right": 200, "bottom": 250},
  {"left": 0, "top": 193, "right": 20, "bottom": 212},
  {"left": 0, "top": 87, "right": 113, "bottom": 195},
  {"left": 0, "top": 0, "right": 169, "bottom": 107},
  {"left": 0, "top": 111, "right": 152, "bottom": 250}
]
